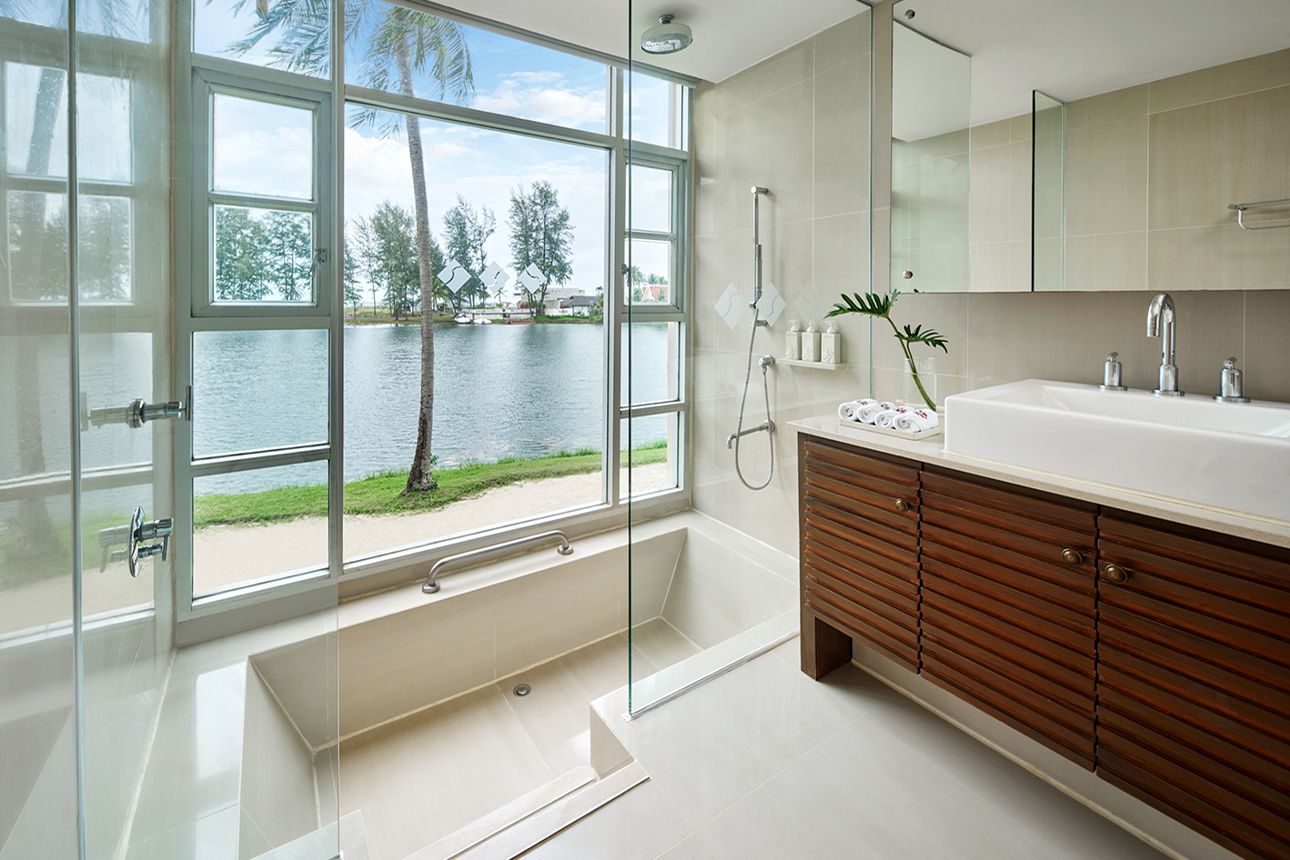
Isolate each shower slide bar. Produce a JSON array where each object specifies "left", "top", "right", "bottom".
[{"left": 423, "top": 529, "right": 574, "bottom": 594}]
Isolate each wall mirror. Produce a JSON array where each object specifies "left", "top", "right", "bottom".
[{"left": 886, "top": 0, "right": 1290, "bottom": 293}]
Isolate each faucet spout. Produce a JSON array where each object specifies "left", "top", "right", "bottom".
[{"left": 1146, "top": 292, "right": 1182, "bottom": 396}]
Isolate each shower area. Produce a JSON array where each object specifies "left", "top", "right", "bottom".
[{"left": 0, "top": 1, "right": 872, "bottom": 858}]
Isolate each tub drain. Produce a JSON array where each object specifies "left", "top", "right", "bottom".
[{"left": 513, "top": 683, "right": 532, "bottom": 697}]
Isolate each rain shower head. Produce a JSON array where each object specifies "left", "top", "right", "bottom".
[{"left": 641, "top": 14, "right": 693, "bottom": 55}]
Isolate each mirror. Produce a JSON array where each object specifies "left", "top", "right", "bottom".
[
  {"left": 1033, "top": 49, "right": 1290, "bottom": 291},
  {"left": 889, "top": 22, "right": 971, "bottom": 294}
]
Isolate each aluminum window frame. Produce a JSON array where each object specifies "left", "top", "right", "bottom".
[{"left": 173, "top": 0, "right": 696, "bottom": 638}]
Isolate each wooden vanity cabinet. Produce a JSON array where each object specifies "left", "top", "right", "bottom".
[
  {"left": 797, "top": 431, "right": 1290, "bottom": 860},
  {"left": 919, "top": 468, "right": 1099, "bottom": 768},
  {"left": 1096, "top": 513, "right": 1290, "bottom": 860},
  {"left": 799, "top": 437, "right": 921, "bottom": 674}
]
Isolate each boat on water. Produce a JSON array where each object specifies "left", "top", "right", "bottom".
[{"left": 452, "top": 312, "right": 472, "bottom": 324}]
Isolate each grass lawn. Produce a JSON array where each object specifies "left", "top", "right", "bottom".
[{"left": 193, "top": 442, "right": 668, "bottom": 528}]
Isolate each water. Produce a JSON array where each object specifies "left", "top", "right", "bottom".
[{"left": 194, "top": 322, "right": 671, "bottom": 493}]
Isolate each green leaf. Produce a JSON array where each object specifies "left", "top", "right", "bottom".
[
  {"left": 825, "top": 290, "right": 896, "bottom": 319},
  {"left": 897, "top": 324, "right": 949, "bottom": 352}
]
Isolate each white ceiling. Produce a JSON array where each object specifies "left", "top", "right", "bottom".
[{"left": 452, "top": 0, "right": 1290, "bottom": 122}]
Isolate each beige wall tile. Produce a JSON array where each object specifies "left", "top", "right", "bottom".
[
  {"left": 1148, "top": 47, "right": 1290, "bottom": 114},
  {"left": 814, "top": 58, "right": 871, "bottom": 218},
  {"left": 1149, "top": 225, "right": 1290, "bottom": 292},
  {"left": 1009, "top": 113, "right": 1033, "bottom": 142},
  {"left": 970, "top": 118, "right": 1011, "bottom": 151},
  {"left": 1066, "top": 84, "right": 1148, "bottom": 131},
  {"left": 1066, "top": 232, "right": 1147, "bottom": 292},
  {"left": 724, "top": 80, "right": 815, "bottom": 225},
  {"left": 716, "top": 39, "right": 813, "bottom": 117},
  {"left": 1148, "top": 85, "right": 1290, "bottom": 229},
  {"left": 813, "top": 10, "right": 872, "bottom": 75},
  {"left": 968, "top": 143, "right": 1010, "bottom": 245},
  {"left": 1243, "top": 290, "right": 1290, "bottom": 401},
  {"left": 1065, "top": 115, "right": 1149, "bottom": 236}
]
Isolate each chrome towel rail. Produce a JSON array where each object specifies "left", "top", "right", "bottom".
[
  {"left": 1228, "top": 198, "right": 1290, "bottom": 231},
  {"left": 422, "top": 529, "right": 574, "bottom": 594}
]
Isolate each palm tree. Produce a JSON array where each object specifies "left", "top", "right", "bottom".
[{"left": 227, "top": 0, "right": 473, "bottom": 493}]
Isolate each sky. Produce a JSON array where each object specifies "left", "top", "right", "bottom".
[{"left": 195, "top": 0, "right": 677, "bottom": 301}]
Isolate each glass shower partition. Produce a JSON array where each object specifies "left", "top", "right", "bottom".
[{"left": 626, "top": 4, "right": 875, "bottom": 714}]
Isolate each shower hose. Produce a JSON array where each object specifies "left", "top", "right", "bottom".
[{"left": 732, "top": 301, "right": 775, "bottom": 491}]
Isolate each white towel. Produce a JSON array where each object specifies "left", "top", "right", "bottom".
[
  {"left": 894, "top": 408, "right": 939, "bottom": 434},
  {"left": 875, "top": 408, "right": 905, "bottom": 429},
  {"left": 837, "top": 398, "right": 877, "bottom": 422},
  {"left": 856, "top": 402, "right": 885, "bottom": 424}
]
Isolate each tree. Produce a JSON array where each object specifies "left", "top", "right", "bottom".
[
  {"left": 263, "top": 210, "right": 312, "bottom": 302},
  {"left": 214, "top": 207, "right": 270, "bottom": 301},
  {"left": 343, "top": 240, "right": 362, "bottom": 320},
  {"left": 233, "top": 0, "right": 475, "bottom": 493},
  {"left": 442, "top": 195, "right": 494, "bottom": 309},
  {"left": 366, "top": 202, "right": 420, "bottom": 319},
  {"left": 508, "top": 181, "right": 573, "bottom": 312}
]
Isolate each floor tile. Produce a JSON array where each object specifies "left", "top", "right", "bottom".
[{"left": 630, "top": 619, "right": 702, "bottom": 673}]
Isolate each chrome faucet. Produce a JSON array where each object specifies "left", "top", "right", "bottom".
[{"left": 1146, "top": 293, "right": 1183, "bottom": 396}]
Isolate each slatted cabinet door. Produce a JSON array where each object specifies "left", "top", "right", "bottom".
[
  {"left": 1097, "top": 513, "right": 1290, "bottom": 860},
  {"left": 799, "top": 437, "right": 922, "bottom": 671},
  {"left": 919, "top": 469, "right": 1099, "bottom": 768}
]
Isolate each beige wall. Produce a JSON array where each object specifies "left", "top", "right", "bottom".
[{"left": 691, "top": 12, "right": 874, "bottom": 555}]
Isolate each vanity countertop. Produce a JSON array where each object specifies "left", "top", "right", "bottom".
[{"left": 790, "top": 413, "right": 1290, "bottom": 551}]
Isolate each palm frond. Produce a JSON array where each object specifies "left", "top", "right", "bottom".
[
  {"left": 825, "top": 290, "right": 896, "bottom": 319},
  {"left": 897, "top": 324, "right": 949, "bottom": 352}
]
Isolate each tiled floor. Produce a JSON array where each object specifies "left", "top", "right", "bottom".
[
  {"left": 524, "top": 640, "right": 1167, "bottom": 860},
  {"left": 336, "top": 627, "right": 702, "bottom": 860}
]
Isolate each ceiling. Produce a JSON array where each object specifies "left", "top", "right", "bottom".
[{"left": 450, "top": 0, "right": 1290, "bottom": 122}]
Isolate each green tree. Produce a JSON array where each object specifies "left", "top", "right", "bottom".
[
  {"left": 366, "top": 202, "right": 420, "bottom": 319},
  {"left": 508, "top": 180, "right": 573, "bottom": 312},
  {"left": 442, "top": 195, "right": 495, "bottom": 308},
  {"left": 214, "top": 207, "right": 270, "bottom": 301},
  {"left": 234, "top": 0, "right": 474, "bottom": 493},
  {"left": 263, "top": 210, "right": 312, "bottom": 301}
]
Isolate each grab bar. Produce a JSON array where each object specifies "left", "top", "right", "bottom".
[{"left": 422, "top": 529, "right": 574, "bottom": 594}]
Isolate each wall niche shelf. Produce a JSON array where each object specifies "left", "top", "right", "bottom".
[{"left": 780, "top": 359, "right": 848, "bottom": 370}]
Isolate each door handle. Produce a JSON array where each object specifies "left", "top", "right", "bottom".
[
  {"left": 82, "top": 387, "right": 190, "bottom": 430},
  {"left": 99, "top": 507, "right": 172, "bottom": 577}
]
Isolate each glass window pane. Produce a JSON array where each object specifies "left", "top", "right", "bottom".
[
  {"left": 213, "top": 93, "right": 314, "bottom": 200},
  {"left": 192, "top": 329, "right": 328, "bottom": 457},
  {"left": 628, "top": 238, "right": 672, "bottom": 305},
  {"left": 7, "top": 191, "right": 67, "bottom": 303},
  {"left": 342, "top": 104, "right": 607, "bottom": 562},
  {"left": 621, "top": 414, "right": 679, "bottom": 500},
  {"left": 622, "top": 322, "right": 679, "bottom": 407},
  {"left": 345, "top": 1, "right": 608, "bottom": 133},
  {"left": 629, "top": 72, "right": 687, "bottom": 149},
  {"left": 213, "top": 205, "right": 315, "bottom": 304},
  {"left": 5, "top": 65, "right": 131, "bottom": 182},
  {"left": 629, "top": 164, "right": 672, "bottom": 233},
  {"left": 193, "top": 460, "right": 328, "bottom": 597},
  {"left": 195, "top": 0, "right": 331, "bottom": 78},
  {"left": 79, "top": 196, "right": 132, "bottom": 303}
]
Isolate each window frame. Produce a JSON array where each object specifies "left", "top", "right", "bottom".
[{"left": 173, "top": 0, "right": 698, "bottom": 634}]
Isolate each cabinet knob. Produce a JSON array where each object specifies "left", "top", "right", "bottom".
[
  {"left": 894, "top": 498, "right": 909, "bottom": 513},
  {"left": 1060, "top": 547, "right": 1084, "bottom": 566},
  {"left": 1102, "top": 563, "right": 1130, "bottom": 584}
]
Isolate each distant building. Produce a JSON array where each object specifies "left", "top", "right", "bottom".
[{"left": 559, "top": 294, "right": 598, "bottom": 317}]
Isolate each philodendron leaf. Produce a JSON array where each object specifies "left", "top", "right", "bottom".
[
  {"left": 825, "top": 290, "right": 896, "bottom": 319},
  {"left": 898, "top": 324, "right": 949, "bottom": 352}
]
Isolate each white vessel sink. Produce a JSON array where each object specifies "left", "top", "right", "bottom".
[{"left": 943, "top": 379, "right": 1290, "bottom": 522}]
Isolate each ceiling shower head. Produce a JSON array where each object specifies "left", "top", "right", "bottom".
[{"left": 641, "top": 14, "right": 693, "bottom": 55}]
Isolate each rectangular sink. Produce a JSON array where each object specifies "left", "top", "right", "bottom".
[{"left": 943, "top": 379, "right": 1290, "bottom": 522}]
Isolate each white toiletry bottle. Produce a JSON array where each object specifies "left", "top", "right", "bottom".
[
  {"left": 802, "top": 320, "right": 821, "bottom": 363},
  {"left": 821, "top": 321, "right": 841, "bottom": 365},
  {"left": 785, "top": 320, "right": 802, "bottom": 360}
]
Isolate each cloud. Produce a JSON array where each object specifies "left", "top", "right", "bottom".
[{"left": 471, "top": 73, "right": 605, "bottom": 131}]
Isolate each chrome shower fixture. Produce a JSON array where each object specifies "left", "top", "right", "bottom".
[
  {"left": 751, "top": 187, "right": 769, "bottom": 307},
  {"left": 641, "top": 14, "right": 693, "bottom": 55},
  {"left": 731, "top": 185, "right": 776, "bottom": 492}
]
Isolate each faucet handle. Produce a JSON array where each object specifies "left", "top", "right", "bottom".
[
  {"left": 1099, "top": 352, "right": 1127, "bottom": 391},
  {"left": 1215, "top": 356, "right": 1251, "bottom": 403}
]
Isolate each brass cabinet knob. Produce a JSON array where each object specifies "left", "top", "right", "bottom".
[
  {"left": 1102, "top": 563, "right": 1130, "bottom": 584},
  {"left": 1060, "top": 547, "right": 1084, "bottom": 566},
  {"left": 894, "top": 498, "right": 909, "bottom": 513}
]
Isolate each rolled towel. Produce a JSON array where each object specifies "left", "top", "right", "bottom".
[
  {"left": 837, "top": 399, "right": 874, "bottom": 422},
  {"left": 856, "top": 402, "right": 885, "bottom": 424},
  {"left": 874, "top": 408, "right": 904, "bottom": 429},
  {"left": 894, "top": 408, "right": 939, "bottom": 434}
]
